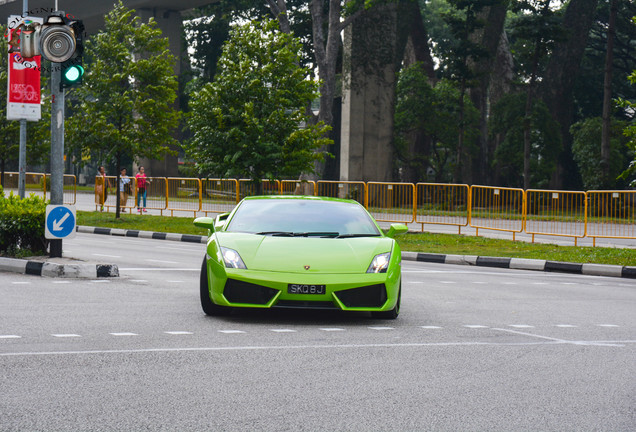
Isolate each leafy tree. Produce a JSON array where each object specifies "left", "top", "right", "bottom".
[
  {"left": 617, "top": 16, "right": 636, "bottom": 187},
  {"left": 508, "top": 0, "right": 566, "bottom": 189},
  {"left": 490, "top": 93, "right": 561, "bottom": 189},
  {"left": 571, "top": 117, "right": 632, "bottom": 190},
  {"left": 185, "top": 18, "right": 331, "bottom": 194},
  {"left": 66, "top": 1, "right": 180, "bottom": 218}
]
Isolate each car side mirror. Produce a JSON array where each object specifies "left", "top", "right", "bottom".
[
  {"left": 215, "top": 212, "right": 230, "bottom": 230},
  {"left": 386, "top": 223, "right": 408, "bottom": 238},
  {"left": 193, "top": 217, "right": 215, "bottom": 233}
]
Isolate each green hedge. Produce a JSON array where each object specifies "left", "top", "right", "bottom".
[{"left": 0, "top": 185, "right": 49, "bottom": 257}]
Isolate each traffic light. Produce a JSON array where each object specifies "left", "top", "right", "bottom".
[{"left": 60, "top": 20, "right": 84, "bottom": 89}]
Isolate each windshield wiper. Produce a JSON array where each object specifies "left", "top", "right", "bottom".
[
  {"left": 256, "top": 231, "right": 294, "bottom": 236},
  {"left": 291, "top": 232, "right": 340, "bottom": 237},
  {"left": 255, "top": 231, "right": 340, "bottom": 238},
  {"left": 335, "top": 233, "right": 382, "bottom": 238}
]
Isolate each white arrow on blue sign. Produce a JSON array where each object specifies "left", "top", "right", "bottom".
[{"left": 45, "top": 205, "right": 77, "bottom": 239}]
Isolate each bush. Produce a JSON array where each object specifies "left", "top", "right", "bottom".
[{"left": 0, "top": 190, "right": 49, "bottom": 257}]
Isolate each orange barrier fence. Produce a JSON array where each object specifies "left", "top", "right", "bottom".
[
  {"left": 2, "top": 172, "right": 634, "bottom": 244},
  {"left": 470, "top": 185, "right": 525, "bottom": 240},
  {"left": 586, "top": 190, "right": 636, "bottom": 246},
  {"left": 366, "top": 182, "right": 415, "bottom": 224},
  {"left": 416, "top": 183, "right": 469, "bottom": 234},
  {"left": 525, "top": 190, "right": 587, "bottom": 245}
]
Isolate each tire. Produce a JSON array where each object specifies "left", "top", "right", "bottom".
[
  {"left": 371, "top": 283, "right": 400, "bottom": 319},
  {"left": 200, "top": 257, "right": 232, "bottom": 316}
]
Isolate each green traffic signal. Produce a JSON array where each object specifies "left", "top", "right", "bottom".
[{"left": 64, "top": 65, "right": 84, "bottom": 83}]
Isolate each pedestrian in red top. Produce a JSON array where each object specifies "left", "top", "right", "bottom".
[{"left": 135, "top": 166, "right": 149, "bottom": 212}]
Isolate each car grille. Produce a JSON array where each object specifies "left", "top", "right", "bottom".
[
  {"left": 223, "top": 279, "right": 278, "bottom": 305},
  {"left": 274, "top": 300, "right": 338, "bottom": 310},
  {"left": 334, "top": 284, "right": 387, "bottom": 308}
]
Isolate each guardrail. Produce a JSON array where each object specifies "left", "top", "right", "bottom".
[{"left": 2, "top": 172, "right": 634, "bottom": 244}]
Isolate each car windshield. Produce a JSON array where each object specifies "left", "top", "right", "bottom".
[{"left": 225, "top": 199, "right": 381, "bottom": 237}]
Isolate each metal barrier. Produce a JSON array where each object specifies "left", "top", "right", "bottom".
[
  {"left": 525, "top": 189, "right": 587, "bottom": 245},
  {"left": 281, "top": 179, "right": 316, "bottom": 196},
  {"left": 201, "top": 179, "right": 239, "bottom": 215},
  {"left": 470, "top": 185, "right": 525, "bottom": 240},
  {"left": 167, "top": 177, "right": 201, "bottom": 216},
  {"left": 45, "top": 174, "right": 77, "bottom": 205},
  {"left": 2, "top": 171, "right": 635, "bottom": 245},
  {"left": 316, "top": 181, "right": 366, "bottom": 205},
  {"left": 238, "top": 179, "right": 281, "bottom": 200},
  {"left": 366, "top": 182, "right": 415, "bottom": 223},
  {"left": 586, "top": 190, "right": 636, "bottom": 246},
  {"left": 416, "top": 183, "right": 469, "bottom": 234}
]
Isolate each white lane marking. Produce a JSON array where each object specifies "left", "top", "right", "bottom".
[
  {"left": 167, "top": 280, "right": 185, "bottom": 283},
  {"left": 533, "top": 282, "right": 549, "bottom": 285},
  {"left": 509, "top": 325, "right": 534, "bottom": 328},
  {"left": 503, "top": 282, "right": 518, "bottom": 285},
  {"left": 320, "top": 328, "right": 345, "bottom": 332},
  {"left": 92, "top": 253, "right": 120, "bottom": 258},
  {"left": 5, "top": 340, "right": 635, "bottom": 357},
  {"left": 421, "top": 326, "right": 442, "bottom": 329},
  {"left": 464, "top": 325, "right": 489, "bottom": 329},
  {"left": 130, "top": 280, "right": 148, "bottom": 283},
  {"left": 492, "top": 328, "right": 624, "bottom": 347},
  {"left": 368, "top": 326, "right": 394, "bottom": 331},
  {"left": 555, "top": 324, "right": 577, "bottom": 328},
  {"left": 165, "top": 331, "right": 193, "bottom": 335},
  {"left": 219, "top": 330, "right": 246, "bottom": 334},
  {"left": 270, "top": 329, "right": 296, "bottom": 333},
  {"left": 439, "top": 281, "right": 456, "bottom": 284},
  {"left": 90, "top": 280, "right": 110, "bottom": 283},
  {"left": 561, "top": 282, "right": 577, "bottom": 285},
  {"left": 597, "top": 324, "right": 619, "bottom": 328},
  {"left": 110, "top": 333, "right": 138, "bottom": 336},
  {"left": 52, "top": 281, "right": 71, "bottom": 284},
  {"left": 145, "top": 259, "right": 178, "bottom": 264},
  {"left": 11, "top": 282, "right": 30, "bottom": 285},
  {"left": 0, "top": 335, "right": 21, "bottom": 339},
  {"left": 472, "top": 281, "right": 487, "bottom": 284},
  {"left": 52, "top": 334, "right": 81, "bottom": 338}
]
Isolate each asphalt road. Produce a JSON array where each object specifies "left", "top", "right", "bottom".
[{"left": 1, "top": 233, "right": 635, "bottom": 431}]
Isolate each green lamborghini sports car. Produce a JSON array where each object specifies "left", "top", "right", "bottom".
[{"left": 194, "top": 195, "right": 408, "bottom": 319}]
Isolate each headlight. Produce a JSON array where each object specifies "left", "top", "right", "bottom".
[
  {"left": 367, "top": 252, "right": 390, "bottom": 273},
  {"left": 221, "top": 247, "right": 247, "bottom": 269}
]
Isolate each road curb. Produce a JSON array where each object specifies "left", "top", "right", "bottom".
[
  {"left": 77, "top": 225, "right": 207, "bottom": 243},
  {"left": 401, "top": 251, "right": 636, "bottom": 279},
  {"left": 0, "top": 257, "right": 119, "bottom": 278}
]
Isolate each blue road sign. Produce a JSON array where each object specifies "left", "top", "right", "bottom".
[{"left": 45, "top": 205, "right": 76, "bottom": 239}]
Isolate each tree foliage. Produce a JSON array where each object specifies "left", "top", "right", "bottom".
[
  {"left": 185, "top": 19, "right": 331, "bottom": 190},
  {"left": 66, "top": 1, "right": 180, "bottom": 216}
]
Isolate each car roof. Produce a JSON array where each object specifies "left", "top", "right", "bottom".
[{"left": 242, "top": 195, "right": 360, "bottom": 205}]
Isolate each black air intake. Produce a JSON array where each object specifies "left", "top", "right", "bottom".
[
  {"left": 334, "top": 284, "right": 387, "bottom": 308},
  {"left": 223, "top": 279, "right": 278, "bottom": 305}
]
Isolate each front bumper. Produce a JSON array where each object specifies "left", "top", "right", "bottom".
[{"left": 205, "top": 260, "right": 401, "bottom": 312}]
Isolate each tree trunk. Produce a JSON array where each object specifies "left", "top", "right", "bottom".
[
  {"left": 539, "top": 0, "right": 599, "bottom": 189},
  {"left": 468, "top": 1, "right": 509, "bottom": 185},
  {"left": 115, "top": 151, "right": 121, "bottom": 219},
  {"left": 601, "top": 0, "right": 618, "bottom": 185}
]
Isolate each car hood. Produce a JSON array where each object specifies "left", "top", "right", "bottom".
[{"left": 215, "top": 232, "right": 394, "bottom": 274}]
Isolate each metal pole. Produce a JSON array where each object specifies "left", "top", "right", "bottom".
[
  {"left": 50, "top": 63, "right": 64, "bottom": 257},
  {"left": 17, "top": 0, "right": 28, "bottom": 199}
]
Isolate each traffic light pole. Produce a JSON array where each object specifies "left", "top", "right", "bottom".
[
  {"left": 17, "top": 0, "right": 28, "bottom": 199},
  {"left": 49, "top": 63, "right": 64, "bottom": 258}
]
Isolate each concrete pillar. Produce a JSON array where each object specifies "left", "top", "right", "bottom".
[
  {"left": 136, "top": 7, "right": 182, "bottom": 178},
  {"left": 340, "top": 5, "right": 400, "bottom": 183}
]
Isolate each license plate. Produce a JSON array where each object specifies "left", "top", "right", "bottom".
[{"left": 288, "top": 284, "right": 326, "bottom": 295}]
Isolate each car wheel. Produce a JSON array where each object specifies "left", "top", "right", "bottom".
[
  {"left": 371, "top": 283, "right": 400, "bottom": 319},
  {"left": 200, "top": 257, "right": 232, "bottom": 316}
]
